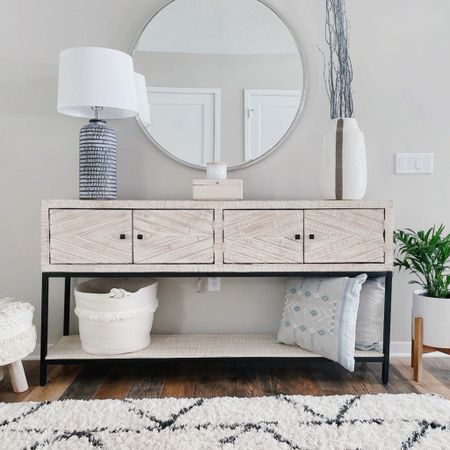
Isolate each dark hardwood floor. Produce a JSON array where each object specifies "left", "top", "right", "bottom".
[{"left": 1, "top": 358, "right": 449, "bottom": 403}]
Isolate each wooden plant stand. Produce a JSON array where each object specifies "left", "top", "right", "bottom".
[{"left": 411, "top": 317, "right": 450, "bottom": 382}]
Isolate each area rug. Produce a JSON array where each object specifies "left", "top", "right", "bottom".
[{"left": 1, "top": 394, "right": 450, "bottom": 449}]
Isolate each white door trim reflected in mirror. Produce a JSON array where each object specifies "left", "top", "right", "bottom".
[
  {"left": 145, "top": 86, "right": 221, "bottom": 166},
  {"left": 244, "top": 89, "right": 302, "bottom": 161}
]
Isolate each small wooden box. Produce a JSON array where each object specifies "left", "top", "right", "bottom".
[{"left": 192, "top": 179, "right": 243, "bottom": 200}]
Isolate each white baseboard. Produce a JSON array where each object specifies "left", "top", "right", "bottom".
[
  {"left": 26, "top": 344, "right": 46, "bottom": 361},
  {"left": 390, "top": 341, "right": 411, "bottom": 357},
  {"left": 389, "top": 341, "right": 449, "bottom": 358},
  {"left": 24, "top": 341, "right": 449, "bottom": 361}
]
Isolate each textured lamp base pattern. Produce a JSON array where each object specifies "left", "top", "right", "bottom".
[{"left": 79, "top": 121, "right": 117, "bottom": 200}]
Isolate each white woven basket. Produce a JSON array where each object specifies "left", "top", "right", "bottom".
[{"left": 74, "top": 278, "right": 158, "bottom": 355}]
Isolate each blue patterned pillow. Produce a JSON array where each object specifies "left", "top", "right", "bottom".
[{"left": 276, "top": 275, "right": 367, "bottom": 372}]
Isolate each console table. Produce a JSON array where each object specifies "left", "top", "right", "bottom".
[{"left": 40, "top": 199, "right": 393, "bottom": 386}]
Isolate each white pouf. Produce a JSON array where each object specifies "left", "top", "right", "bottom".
[
  {"left": 74, "top": 278, "right": 158, "bottom": 355},
  {"left": 0, "top": 298, "right": 36, "bottom": 393}
]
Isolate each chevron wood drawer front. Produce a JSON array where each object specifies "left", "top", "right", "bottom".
[
  {"left": 304, "top": 209, "right": 385, "bottom": 263},
  {"left": 49, "top": 209, "right": 132, "bottom": 264},
  {"left": 41, "top": 200, "right": 393, "bottom": 272},
  {"left": 133, "top": 209, "right": 214, "bottom": 264},
  {"left": 223, "top": 210, "right": 304, "bottom": 263}
]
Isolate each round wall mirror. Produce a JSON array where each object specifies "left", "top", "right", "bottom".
[{"left": 133, "top": 0, "right": 307, "bottom": 170}]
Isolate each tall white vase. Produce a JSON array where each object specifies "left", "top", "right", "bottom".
[{"left": 320, "top": 118, "right": 367, "bottom": 200}]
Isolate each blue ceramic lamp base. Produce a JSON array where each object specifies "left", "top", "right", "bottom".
[{"left": 79, "top": 120, "right": 117, "bottom": 200}]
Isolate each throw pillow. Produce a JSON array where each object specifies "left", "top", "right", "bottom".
[
  {"left": 355, "top": 277, "right": 385, "bottom": 352},
  {"left": 276, "top": 275, "right": 367, "bottom": 372}
]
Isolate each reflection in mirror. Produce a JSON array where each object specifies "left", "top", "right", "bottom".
[{"left": 133, "top": 0, "right": 305, "bottom": 169}]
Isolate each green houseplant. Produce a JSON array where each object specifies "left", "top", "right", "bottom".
[
  {"left": 394, "top": 225, "right": 450, "bottom": 350},
  {"left": 394, "top": 225, "right": 450, "bottom": 298}
]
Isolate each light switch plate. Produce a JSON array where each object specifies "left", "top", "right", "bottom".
[{"left": 395, "top": 153, "right": 433, "bottom": 174}]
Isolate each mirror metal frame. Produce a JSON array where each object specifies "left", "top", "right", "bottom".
[{"left": 131, "top": 0, "right": 309, "bottom": 172}]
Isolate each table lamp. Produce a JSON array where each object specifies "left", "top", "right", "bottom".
[
  {"left": 57, "top": 47, "right": 138, "bottom": 199},
  {"left": 135, "top": 72, "right": 151, "bottom": 129}
]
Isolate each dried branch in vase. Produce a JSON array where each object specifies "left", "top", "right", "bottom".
[{"left": 320, "top": 0, "right": 354, "bottom": 119}]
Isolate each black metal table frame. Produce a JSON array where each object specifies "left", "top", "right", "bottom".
[{"left": 40, "top": 271, "right": 392, "bottom": 386}]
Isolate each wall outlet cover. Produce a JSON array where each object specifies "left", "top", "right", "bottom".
[{"left": 208, "top": 277, "right": 221, "bottom": 291}]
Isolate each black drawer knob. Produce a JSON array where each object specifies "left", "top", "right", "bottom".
[
  {"left": 294, "top": 234, "right": 301, "bottom": 240},
  {"left": 309, "top": 234, "right": 315, "bottom": 240},
  {"left": 137, "top": 234, "right": 144, "bottom": 240},
  {"left": 119, "top": 234, "right": 126, "bottom": 240}
]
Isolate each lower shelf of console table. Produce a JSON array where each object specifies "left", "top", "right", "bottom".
[
  {"left": 47, "top": 334, "right": 384, "bottom": 362},
  {"left": 39, "top": 270, "right": 392, "bottom": 386}
]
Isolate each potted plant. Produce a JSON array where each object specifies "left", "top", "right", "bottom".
[
  {"left": 394, "top": 225, "right": 450, "bottom": 350},
  {"left": 319, "top": 0, "right": 367, "bottom": 200}
]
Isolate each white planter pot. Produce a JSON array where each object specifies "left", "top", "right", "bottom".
[
  {"left": 412, "top": 290, "right": 450, "bottom": 348},
  {"left": 320, "top": 118, "right": 367, "bottom": 200}
]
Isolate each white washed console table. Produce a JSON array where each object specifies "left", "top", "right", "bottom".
[{"left": 40, "top": 199, "right": 393, "bottom": 386}]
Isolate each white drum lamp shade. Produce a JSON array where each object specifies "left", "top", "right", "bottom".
[
  {"left": 57, "top": 47, "right": 138, "bottom": 119},
  {"left": 135, "top": 72, "right": 151, "bottom": 128},
  {"left": 57, "top": 47, "right": 139, "bottom": 200}
]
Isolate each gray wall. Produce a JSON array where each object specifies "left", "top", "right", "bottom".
[{"left": 1, "top": 0, "right": 449, "bottom": 350}]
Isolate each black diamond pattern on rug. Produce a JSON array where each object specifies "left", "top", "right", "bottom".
[{"left": 0, "top": 394, "right": 449, "bottom": 449}]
